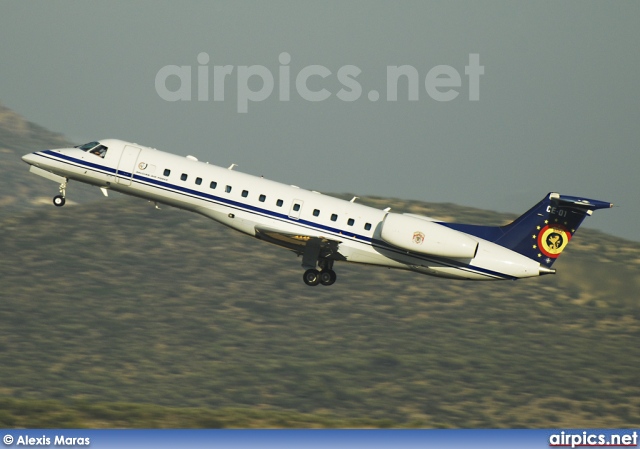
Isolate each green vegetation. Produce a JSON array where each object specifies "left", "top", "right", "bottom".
[
  {"left": 0, "top": 102, "right": 638, "bottom": 428},
  {"left": 0, "top": 398, "right": 394, "bottom": 428}
]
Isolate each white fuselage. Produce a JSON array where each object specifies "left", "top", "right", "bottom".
[{"left": 23, "top": 139, "right": 544, "bottom": 281}]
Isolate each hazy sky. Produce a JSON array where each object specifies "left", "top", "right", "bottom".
[{"left": 1, "top": 1, "right": 638, "bottom": 241}]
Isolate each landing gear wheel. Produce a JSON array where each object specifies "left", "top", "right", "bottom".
[
  {"left": 320, "top": 270, "right": 337, "bottom": 286},
  {"left": 53, "top": 195, "right": 66, "bottom": 207},
  {"left": 303, "top": 269, "right": 320, "bottom": 286}
]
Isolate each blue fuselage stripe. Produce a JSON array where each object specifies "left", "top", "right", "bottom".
[{"left": 39, "top": 150, "right": 514, "bottom": 280}]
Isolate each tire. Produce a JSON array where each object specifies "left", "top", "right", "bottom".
[
  {"left": 320, "top": 270, "right": 337, "bottom": 286},
  {"left": 53, "top": 195, "right": 66, "bottom": 207},
  {"left": 303, "top": 269, "right": 320, "bottom": 286}
]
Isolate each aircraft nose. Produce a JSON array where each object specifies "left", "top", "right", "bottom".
[{"left": 22, "top": 153, "right": 38, "bottom": 165}]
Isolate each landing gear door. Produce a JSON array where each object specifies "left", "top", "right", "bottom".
[
  {"left": 116, "top": 145, "right": 141, "bottom": 185},
  {"left": 289, "top": 199, "right": 303, "bottom": 220}
]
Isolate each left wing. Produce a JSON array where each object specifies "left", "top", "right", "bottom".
[{"left": 254, "top": 226, "right": 343, "bottom": 268}]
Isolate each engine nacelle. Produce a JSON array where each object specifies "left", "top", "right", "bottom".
[{"left": 380, "top": 213, "right": 478, "bottom": 258}]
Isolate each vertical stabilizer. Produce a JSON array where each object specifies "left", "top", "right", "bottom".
[{"left": 445, "top": 193, "right": 613, "bottom": 267}]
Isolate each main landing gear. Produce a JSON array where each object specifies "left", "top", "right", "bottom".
[
  {"left": 53, "top": 179, "right": 68, "bottom": 207},
  {"left": 302, "top": 259, "right": 337, "bottom": 286},
  {"left": 303, "top": 268, "right": 337, "bottom": 286}
]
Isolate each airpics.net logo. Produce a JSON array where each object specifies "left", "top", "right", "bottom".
[{"left": 155, "top": 52, "right": 484, "bottom": 113}]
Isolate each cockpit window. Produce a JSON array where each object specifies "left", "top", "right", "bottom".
[
  {"left": 75, "top": 141, "right": 100, "bottom": 151},
  {"left": 89, "top": 145, "right": 108, "bottom": 158}
]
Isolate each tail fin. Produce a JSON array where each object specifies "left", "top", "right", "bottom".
[{"left": 447, "top": 193, "right": 613, "bottom": 267}]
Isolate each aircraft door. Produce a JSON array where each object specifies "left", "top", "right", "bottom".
[
  {"left": 116, "top": 145, "right": 141, "bottom": 185},
  {"left": 289, "top": 199, "right": 303, "bottom": 219}
]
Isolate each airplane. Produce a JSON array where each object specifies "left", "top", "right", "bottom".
[{"left": 21, "top": 139, "right": 612, "bottom": 286}]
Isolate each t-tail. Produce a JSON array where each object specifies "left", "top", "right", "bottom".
[{"left": 446, "top": 193, "right": 613, "bottom": 269}]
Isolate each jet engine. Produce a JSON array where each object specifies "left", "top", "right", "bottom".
[{"left": 380, "top": 213, "right": 478, "bottom": 258}]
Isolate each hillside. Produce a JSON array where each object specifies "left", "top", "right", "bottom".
[
  {"left": 0, "top": 104, "right": 638, "bottom": 428},
  {"left": 0, "top": 102, "right": 103, "bottom": 215}
]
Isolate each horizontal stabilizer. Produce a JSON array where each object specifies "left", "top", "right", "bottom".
[{"left": 549, "top": 193, "right": 613, "bottom": 214}]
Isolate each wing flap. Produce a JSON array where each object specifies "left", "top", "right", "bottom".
[{"left": 254, "top": 226, "right": 342, "bottom": 258}]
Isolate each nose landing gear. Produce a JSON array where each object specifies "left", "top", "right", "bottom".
[
  {"left": 53, "top": 195, "right": 66, "bottom": 207},
  {"left": 53, "top": 180, "right": 68, "bottom": 207}
]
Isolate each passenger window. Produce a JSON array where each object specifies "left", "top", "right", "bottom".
[
  {"left": 331, "top": 214, "right": 338, "bottom": 222},
  {"left": 195, "top": 177, "right": 202, "bottom": 185},
  {"left": 181, "top": 173, "right": 188, "bottom": 181},
  {"left": 242, "top": 190, "right": 249, "bottom": 198},
  {"left": 293, "top": 203, "right": 300, "bottom": 212},
  {"left": 225, "top": 185, "right": 232, "bottom": 193},
  {"left": 164, "top": 169, "right": 171, "bottom": 177},
  {"left": 259, "top": 194, "right": 266, "bottom": 202},
  {"left": 276, "top": 199, "right": 283, "bottom": 207},
  {"left": 364, "top": 223, "right": 372, "bottom": 231},
  {"left": 313, "top": 209, "right": 320, "bottom": 217},
  {"left": 347, "top": 218, "right": 355, "bottom": 226},
  {"left": 210, "top": 181, "right": 217, "bottom": 189}
]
